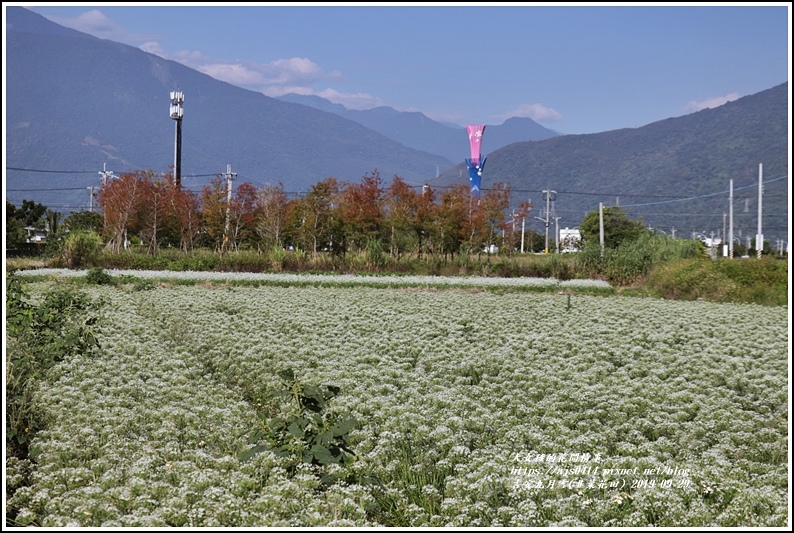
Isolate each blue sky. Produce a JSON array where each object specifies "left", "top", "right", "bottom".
[{"left": 14, "top": 3, "right": 793, "bottom": 134}]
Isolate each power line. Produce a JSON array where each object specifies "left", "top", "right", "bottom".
[
  {"left": 619, "top": 175, "right": 788, "bottom": 207},
  {"left": 6, "top": 187, "right": 94, "bottom": 192},
  {"left": 5, "top": 166, "right": 97, "bottom": 174}
]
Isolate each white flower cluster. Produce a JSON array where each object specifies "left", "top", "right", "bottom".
[
  {"left": 15, "top": 267, "right": 612, "bottom": 290},
  {"left": 8, "top": 279, "right": 787, "bottom": 527}
]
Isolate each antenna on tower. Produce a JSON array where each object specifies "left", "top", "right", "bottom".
[{"left": 170, "top": 90, "right": 185, "bottom": 188}]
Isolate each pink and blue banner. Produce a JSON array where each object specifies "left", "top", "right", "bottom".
[{"left": 465, "top": 124, "right": 486, "bottom": 197}]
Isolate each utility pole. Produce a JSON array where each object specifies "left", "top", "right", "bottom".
[
  {"left": 520, "top": 215, "right": 526, "bottom": 253},
  {"left": 98, "top": 163, "right": 116, "bottom": 187},
  {"left": 728, "top": 179, "right": 734, "bottom": 259},
  {"left": 87, "top": 187, "right": 97, "bottom": 212},
  {"left": 553, "top": 216, "right": 561, "bottom": 254},
  {"left": 510, "top": 210, "right": 519, "bottom": 253},
  {"left": 224, "top": 164, "right": 237, "bottom": 251},
  {"left": 722, "top": 212, "right": 727, "bottom": 258},
  {"left": 542, "top": 189, "right": 556, "bottom": 254},
  {"left": 599, "top": 202, "right": 605, "bottom": 257},
  {"left": 756, "top": 163, "right": 763, "bottom": 258}
]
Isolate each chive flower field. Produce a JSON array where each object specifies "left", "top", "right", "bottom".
[{"left": 6, "top": 270, "right": 789, "bottom": 527}]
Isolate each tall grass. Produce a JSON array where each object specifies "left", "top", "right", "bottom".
[
  {"left": 643, "top": 256, "right": 788, "bottom": 306},
  {"left": 576, "top": 235, "right": 703, "bottom": 286}
]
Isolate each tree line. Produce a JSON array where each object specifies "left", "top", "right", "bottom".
[
  {"left": 80, "top": 169, "right": 541, "bottom": 258},
  {"left": 7, "top": 168, "right": 676, "bottom": 259}
]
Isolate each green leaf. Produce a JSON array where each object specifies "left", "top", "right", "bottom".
[
  {"left": 311, "top": 444, "right": 339, "bottom": 465},
  {"left": 316, "top": 430, "right": 332, "bottom": 447},
  {"left": 238, "top": 444, "right": 269, "bottom": 462},
  {"left": 278, "top": 368, "right": 295, "bottom": 382},
  {"left": 288, "top": 421, "right": 305, "bottom": 439},
  {"left": 28, "top": 444, "right": 43, "bottom": 460},
  {"left": 247, "top": 427, "right": 264, "bottom": 444},
  {"left": 331, "top": 417, "right": 358, "bottom": 436},
  {"left": 302, "top": 384, "right": 326, "bottom": 406}
]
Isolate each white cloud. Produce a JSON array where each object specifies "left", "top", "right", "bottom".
[
  {"left": 139, "top": 41, "right": 164, "bottom": 56},
  {"left": 682, "top": 93, "right": 740, "bottom": 113},
  {"left": 45, "top": 9, "right": 129, "bottom": 42},
  {"left": 315, "top": 88, "right": 384, "bottom": 110},
  {"left": 171, "top": 51, "right": 343, "bottom": 97},
  {"left": 67, "top": 9, "right": 124, "bottom": 38},
  {"left": 492, "top": 103, "right": 564, "bottom": 124},
  {"left": 168, "top": 52, "right": 386, "bottom": 112},
  {"left": 43, "top": 9, "right": 166, "bottom": 55}
]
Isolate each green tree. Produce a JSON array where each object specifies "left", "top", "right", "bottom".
[
  {"left": 6, "top": 200, "right": 49, "bottom": 247},
  {"left": 16, "top": 199, "right": 48, "bottom": 228},
  {"left": 292, "top": 177, "right": 341, "bottom": 256},
  {"left": 64, "top": 210, "right": 103, "bottom": 233},
  {"left": 436, "top": 184, "right": 470, "bottom": 258},
  {"left": 579, "top": 207, "right": 650, "bottom": 249},
  {"left": 5, "top": 201, "right": 27, "bottom": 247}
]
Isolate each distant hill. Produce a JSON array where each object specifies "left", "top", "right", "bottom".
[
  {"left": 430, "top": 82, "right": 789, "bottom": 244},
  {"left": 4, "top": 6, "right": 451, "bottom": 211},
  {"left": 277, "top": 93, "right": 559, "bottom": 164}
]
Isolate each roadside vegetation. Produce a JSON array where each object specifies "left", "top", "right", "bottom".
[{"left": 6, "top": 178, "right": 787, "bottom": 307}]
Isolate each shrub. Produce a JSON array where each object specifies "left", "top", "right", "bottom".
[
  {"left": 5, "top": 274, "right": 102, "bottom": 456},
  {"left": 58, "top": 231, "right": 102, "bottom": 269},
  {"left": 645, "top": 258, "right": 738, "bottom": 302},
  {"left": 239, "top": 368, "right": 359, "bottom": 483},
  {"left": 84, "top": 267, "right": 115, "bottom": 286},
  {"left": 576, "top": 235, "right": 705, "bottom": 286}
]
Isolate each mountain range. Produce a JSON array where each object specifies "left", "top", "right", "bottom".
[
  {"left": 275, "top": 93, "right": 559, "bottom": 164},
  {"left": 429, "top": 81, "right": 789, "bottom": 242},
  {"left": 4, "top": 6, "right": 555, "bottom": 211},
  {"left": 4, "top": 6, "right": 789, "bottom": 244}
]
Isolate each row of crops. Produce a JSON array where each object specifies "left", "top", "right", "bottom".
[{"left": 6, "top": 271, "right": 789, "bottom": 526}]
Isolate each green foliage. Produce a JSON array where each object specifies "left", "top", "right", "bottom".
[
  {"left": 6, "top": 199, "right": 51, "bottom": 249},
  {"left": 6, "top": 201, "right": 29, "bottom": 247},
  {"left": 9, "top": 199, "right": 47, "bottom": 229},
  {"left": 579, "top": 207, "right": 651, "bottom": 249},
  {"left": 576, "top": 234, "right": 705, "bottom": 286},
  {"left": 58, "top": 231, "right": 103, "bottom": 268},
  {"left": 239, "top": 368, "right": 359, "bottom": 478},
  {"left": 4, "top": 275, "right": 101, "bottom": 526},
  {"left": 5, "top": 274, "right": 102, "bottom": 455},
  {"left": 645, "top": 256, "right": 788, "bottom": 306},
  {"left": 364, "top": 237, "right": 387, "bottom": 269},
  {"left": 64, "top": 210, "right": 103, "bottom": 233},
  {"left": 84, "top": 267, "right": 116, "bottom": 286},
  {"left": 267, "top": 245, "right": 288, "bottom": 271}
]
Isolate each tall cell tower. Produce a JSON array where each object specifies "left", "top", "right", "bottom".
[{"left": 170, "top": 91, "right": 184, "bottom": 188}]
